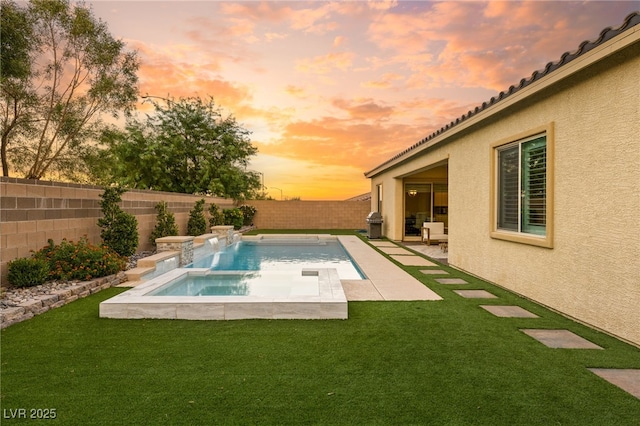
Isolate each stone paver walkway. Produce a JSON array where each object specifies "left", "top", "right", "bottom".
[
  {"left": 521, "top": 329, "right": 604, "bottom": 349},
  {"left": 480, "top": 305, "right": 539, "bottom": 318},
  {"left": 589, "top": 369, "right": 640, "bottom": 399},
  {"left": 420, "top": 269, "right": 449, "bottom": 275},
  {"left": 435, "top": 278, "right": 468, "bottom": 285},
  {"left": 409, "top": 247, "right": 639, "bottom": 400},
  {"left": 453, "top": 289, "right": 498, "bottom": 299}
]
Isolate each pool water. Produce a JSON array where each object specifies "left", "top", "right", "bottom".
[
  {"left": 188, "top": 239, "right": 365, "bottom": 280},
  {"left": 148, "top": 271, "right": 320, "bottom": 297}
]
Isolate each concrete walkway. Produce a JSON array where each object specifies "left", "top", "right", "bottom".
[{"left": 337, "top": 236, "right": 441, "bottom": 301}]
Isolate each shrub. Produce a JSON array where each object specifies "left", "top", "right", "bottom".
[
  {"left": 7, "top": 257, "right": 50, "bottom": 288},
  {"left": 223, "top": 208, "right": 244, "bottom": 230},
  {"left": 150, "top": 201, "right": 179, "bottom": 247},
  {"left": 208, "top": 203, "right": 224, "bottom": 227},
  {"left": 98, "top": 187, "right": 139, "bottom": 257},
  {"left": 187, "top": 199, "right": 207, "bottom": 236},
  {"left": 33, "top": 237, "right": 126, "bottom": 281},
  {"left": 239, "top": 205, "right": 257, "bottom": 226}
]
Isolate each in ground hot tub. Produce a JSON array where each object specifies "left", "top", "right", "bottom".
[{"left": 99, "top": 268, "right": 347, "bottom": 320}]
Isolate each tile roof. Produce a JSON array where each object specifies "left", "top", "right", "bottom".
[
  {"left": 345, "top": 192, "right": 371, "bottom": 202},
  {"left": 366, "top": 11, "right": 640, "bottom": 176}
]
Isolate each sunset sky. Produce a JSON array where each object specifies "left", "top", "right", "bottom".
[{"left": 88, "top": 1, "right": 639, "bottom": 200}]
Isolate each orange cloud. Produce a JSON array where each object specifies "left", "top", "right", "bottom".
[
  {"left": 361, "top": 72, "right": 404, "bottom": 89},
  {"left": 331, "top": 98, "right": 394, "bottom": 121},
  {"left": 295, "top": 52, "right": 355, "bottom": 74},
  {"left": 365, "top": 1, "right": 633, "bottom": 92},
  {"left": 284, "top": 85, "right": 306, "bottom": 98},
  {"left": 257, "top": 115, "right": 425, "bottom": 172}
]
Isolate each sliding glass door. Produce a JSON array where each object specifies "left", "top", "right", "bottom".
[
  {"left": 404, "top": 182, "right": 448, "bottom": 239},
  {"left": 404, "top": 184, "right": 431, "bottom": 237}
]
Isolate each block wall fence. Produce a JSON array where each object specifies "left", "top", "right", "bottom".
[
  {"left": 242, "top": 200, "right": 370, "bottom": 231},
  {"left": 0, "top": 178, "right": 371, "bottom": 285}
]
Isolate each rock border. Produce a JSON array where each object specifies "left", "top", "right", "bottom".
[{"left": 0, "top": 272, "right": 126, "bottom": 329}]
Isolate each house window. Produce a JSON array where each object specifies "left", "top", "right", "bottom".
[
  {"left": 377, "top": 184, "right": 383, "bottom": 213},
  {"left": 492, "top": 125, "right": 553, "bottom": 247}
]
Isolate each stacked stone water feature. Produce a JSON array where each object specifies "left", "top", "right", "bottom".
[
  {"left": 125, "top": 226, "right": 238, "bottom": 286},
  {"left": 0, "top": 227, "right": 240, "bottom": 328}
]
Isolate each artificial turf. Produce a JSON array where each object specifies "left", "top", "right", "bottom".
[{"left": 1, "top": 234, "right": 639, "bottom": 425}]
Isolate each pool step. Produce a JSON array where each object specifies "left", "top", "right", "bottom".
[
  {"left": 124, "top": 266, "right": 155, "bottom": 282},
  {"left": 123, "top": 251, "right": 181, "bottom": 283},
  {"left": 137, "top": 251, "right": 178, "bottom": 268}
]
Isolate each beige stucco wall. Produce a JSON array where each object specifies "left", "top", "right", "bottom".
[{"left": 369, "top": 37, "right": 640, "bottom": 345}]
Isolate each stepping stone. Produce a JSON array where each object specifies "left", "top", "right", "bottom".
[
  {"left": 588, "top": 369, "right": 640, "bottom": 399},
  {"left": 481, "top": 305, "right": 539, "bottom": 318},
  {"left": 368, "top": 241, "right": 398, "bottom": 248},
  {"left": 521, "top": 329, "right": 603, "bottom": 349},
  {"left": 435, "top": 278, "right": 468, "bottom": 285},
  {"left": 453, "top": 290, "right": 497, "bottom": 299},
  {"left": 420, "top": 270, "right": 449, "bottom": 275},
  {"left": 389, "top": 255, "right": 437, "bottom": 267},
  {"left": 378, "top": 247, "right": 414, "bottom": 255}
]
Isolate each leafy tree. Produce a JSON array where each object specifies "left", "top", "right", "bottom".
[
  {"left": 97, "top": 186, "right": 138, "bottom": 257},
  {"left": 0, "top": 0, "right": 139, "bottom": 179},
  {"left": 187, "top": 199, "right": 207, "bottom": 236},
  {"left": 1, "top": 0, "right": 35, "bottom": 176},
  {"left": 93, "top": 96, "right": 261, "bottom": 199},
  {"left": 223, "top": 208, "right": 244, "bottom": 230},
  {"left": 208, "top": 203, "right": 224, "bottom": 227},
  {"left": 239, "top": 205, "right": 257, "bottom": 226},
  {"left": 149, "top": 201, "right": 179, "bottom": 247}
]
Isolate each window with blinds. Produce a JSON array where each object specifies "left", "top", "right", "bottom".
[{"left": 496, "top": 134, "right": 546, "bottom": 236}]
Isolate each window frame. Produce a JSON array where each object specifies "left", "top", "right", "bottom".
[{"left": 490, "top": 123, "right": 554, "bottom": 248}]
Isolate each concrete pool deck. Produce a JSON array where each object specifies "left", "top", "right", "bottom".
[{"left": 338, "top": 236, "right": 442, "bottom": 301}]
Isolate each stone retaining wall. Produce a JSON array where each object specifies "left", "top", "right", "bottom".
[{"left": 0, "top": 272, "right": 126, "bottom": 329}]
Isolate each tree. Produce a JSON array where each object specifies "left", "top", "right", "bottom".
[
  {"left": 187, "top": 199, "right": 207, "bottom": 236},
  {"left": 149, "top": 201, "right": 179, "bottom": 248},
  {"left": 0, "top": 0, "right": 139, "bottom": 179},
  {"left": 93, "top": 96, "right": 261, "bottom": 199},
  {"left": 97, "top": 186, "right": 138, "bottom": 257},
  {"left": 1, "top": 0, "right": 35, "bottom": 176}
]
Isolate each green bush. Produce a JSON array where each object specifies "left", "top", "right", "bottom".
[
  {"left": 33, "top": 237, "right": 126, "bottom": 281},
  {"left": 7, "top": 257, "right": 50, "bottom": 288},
  {"left": 208, "top": 203, "right": 224, "bottom": 227},
  {"left": 223, "top": 208, "right": 244, "bottom": 230},
  {"left": 187, "top": 199, "right": 207, "bottom": 236},
  {"left": 150, "top": 201, "right": 179, "bottom": 247},
  {"left": 98, "top": 187, "right": 139, "bottom": 257},
  {"left": 239, "top": 205, "right": 257, "bottom": 226}
]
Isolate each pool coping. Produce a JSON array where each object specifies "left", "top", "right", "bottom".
[{"left": 337, "top": 236, "right": 442, "bottom": 301}]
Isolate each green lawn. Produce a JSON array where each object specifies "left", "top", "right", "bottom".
[{"left": 2, "top": 232, "right": 639, "bottom": 425}]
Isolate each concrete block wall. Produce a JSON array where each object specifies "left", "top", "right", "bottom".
[
  {"left": 1, "top": 178, "right": 372, "bottom": 286},
  {"left": 243, "top": 200, "right": 371, "bottom": 230},
  {"left": 0, "top": 177, "right": 233, "bottom": 284}
]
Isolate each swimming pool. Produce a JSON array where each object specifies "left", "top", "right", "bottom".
[
  {"left": 188, "top": 237, "right": 365, "bottom": 280},
  {"left": 99, "top": 235, "right": 356, "bottom": 320}
]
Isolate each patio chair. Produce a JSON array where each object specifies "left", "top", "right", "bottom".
[{"left": 421, "top": 222, "right": 448, "bottom": 245}]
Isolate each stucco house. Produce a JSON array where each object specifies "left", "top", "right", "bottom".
[{"left": 365, "top": 12, "right": 640, "bottom": 346}]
